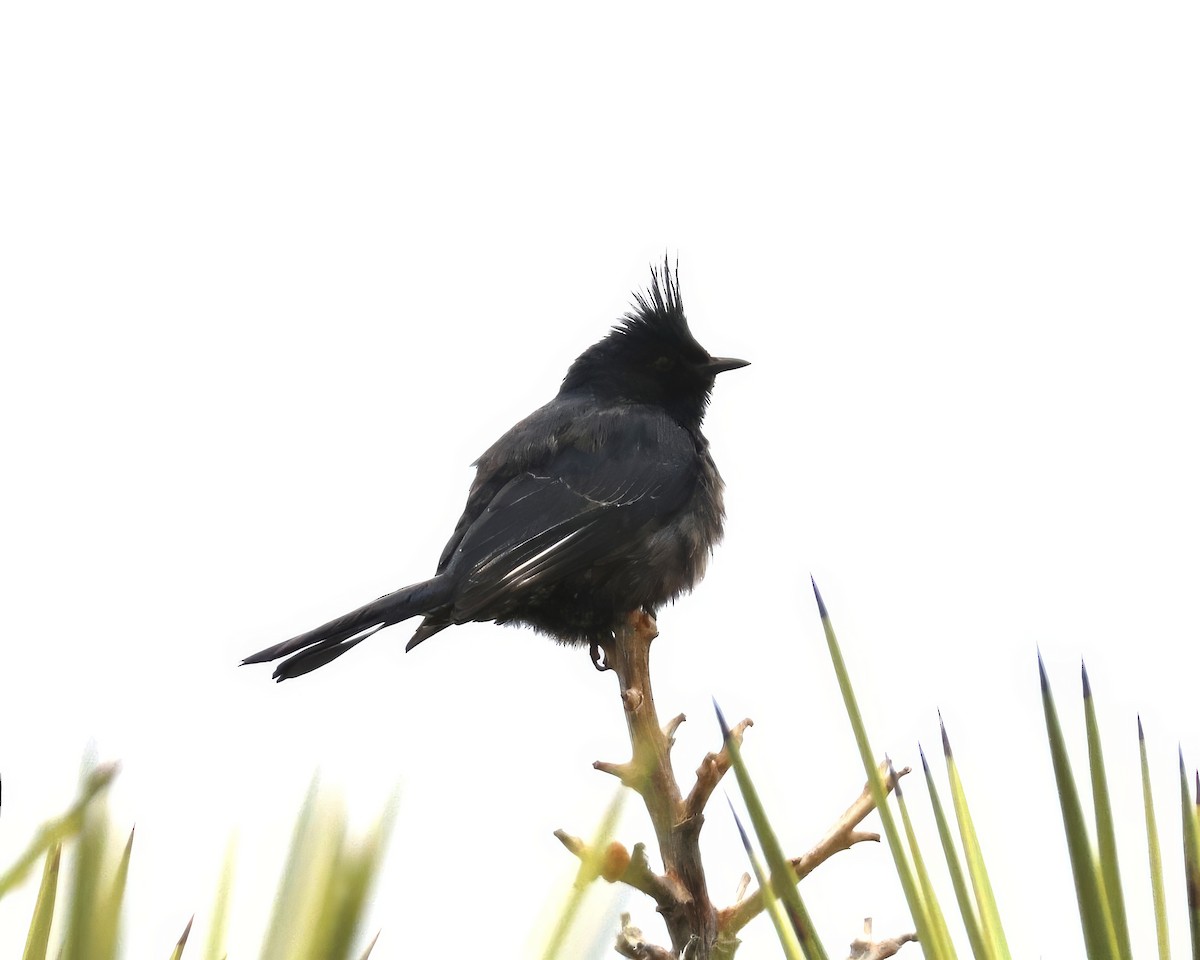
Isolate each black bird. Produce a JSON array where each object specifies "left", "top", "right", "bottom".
[{"left": 242, "top": 261, "right": 748, "bottom": 681}]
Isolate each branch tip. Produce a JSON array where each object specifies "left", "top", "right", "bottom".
[
  {"left": 593, "top": 759, "right": 638, "bottom": 785},
  {"left": 663, "top": 712, "right": 687, "bottom": 741}
]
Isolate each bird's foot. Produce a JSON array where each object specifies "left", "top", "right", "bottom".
[{"left": 590, "top": 640, "right": 611, "bottom": 672}]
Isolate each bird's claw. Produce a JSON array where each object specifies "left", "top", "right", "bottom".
[{"left": 590, "top": 641, "right": 611, "bottom": 672}]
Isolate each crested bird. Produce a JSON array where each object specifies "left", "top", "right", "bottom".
[{"left": 242, "top": 260, "right": 747, "bottom": 680}]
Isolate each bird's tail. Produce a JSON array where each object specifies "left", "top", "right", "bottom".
[{"left": 242, "top": 577, "right": 450, "bottom": 681}]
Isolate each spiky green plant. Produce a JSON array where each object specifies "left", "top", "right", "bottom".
[
  {"left": 2, "top": 764, "right": 392, "bottom": 959},
  {"left": 801, "top": 581, "right": 1197, "bottom": 960},
  {"left": 7, "top": 587, "right": 1199, "bottom": 960}
]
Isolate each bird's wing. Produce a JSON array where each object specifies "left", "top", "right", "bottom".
[{"left": 443, "top": 414, "right": 698, "bottom": 619}]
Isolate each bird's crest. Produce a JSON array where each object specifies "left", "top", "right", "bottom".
[
  {"left": 558, "top": 257, "right": 713, "bottom": 404},
  {"left": 615, "top": 257, "right": 694, "bottom": 347}
]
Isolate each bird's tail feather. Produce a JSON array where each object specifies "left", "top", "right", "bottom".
[{"left": 242, "top": 577, "right": 448, "bottom": 681}]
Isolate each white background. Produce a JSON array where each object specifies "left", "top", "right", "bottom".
[{"left": 2, "top": 3, "right": 1198, "bottom": 957}]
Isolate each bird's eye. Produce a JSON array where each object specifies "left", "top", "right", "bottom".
[{"left": 654, "top": 356, "right": 675, "bottom": 372}]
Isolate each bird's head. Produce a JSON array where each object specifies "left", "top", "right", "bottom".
[{"left": 560, "top": 260, "right": 748, "bottom": 430}]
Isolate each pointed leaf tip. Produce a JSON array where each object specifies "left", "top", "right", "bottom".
[
  {"left": 810, "top": 576, "right": 828, "bottom": 618},
  {"left": 1081, "top": 660, "right": 1091, "bottom": 698},
  {"left": 1038, "top": 652, "right": 1050, "bottom": 691},
  {"left": 940, "top": 716, "right": 952, "bottom": 757},
  {"left": 726, "top": 794, "right": 753, "bottom": 851},
  {"left": 919, "top": 742, "right": 931, "bottom": 773},
  {"left": 1137, "top": 715, "right": 1144, "bottom": 740},
  {"left": 713, "top": 698, "right": 731, "bottom": 740}
]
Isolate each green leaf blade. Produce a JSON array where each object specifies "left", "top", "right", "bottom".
[
  {"left": 1138, "top": 718, "right": 1171, "bottom": 960},
  {"left": 1082, "top": 665, "right": 1132, "bottom": 959},
  {"left": 811, "top": 579, "right": 944, "bottom": 957},
  {"left": 1179, "top": 751, "right": 1200, "bottom": 959},
  {"left": 717, "top": 700, "right": 829, "bottom": 960},
  {"left": 920, "top": 746, "right": 990, "bottom": 960},
  {"left": 20, "top": 844, "right": 62, "bottom": 960},
  {"left": 1039, "top": 655, "right": 1117, "bottom": 959}
]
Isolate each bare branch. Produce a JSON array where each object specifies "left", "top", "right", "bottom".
[
  {"left": 593, "top": 759, "right": 639, "bottom": 787},
  {"left": 563, "top": 613, "right": 909, "bottom": 959},
  {"left": 592, "top": 612, "right": 719, "bottom": 955},
  {"left": 615, "top": 912, "right": 675, "bottom": 960},
  {"left": 847, "top": 917, "right": 918, "bottom": 959},
  {"left": 718, "top": 760, "right": 909, "bottom": 935},
  {"left": 684, "top": 717, "right": 754, "bottom": 821},
  {"left": 553, "top": 830, "right": 686, "bottom": 906},
  {"left": 663, "top": 712, "right": 687, "bottom": 745},
  {"left": 553, "top": 827, "right": 587, "bottom": 859}
]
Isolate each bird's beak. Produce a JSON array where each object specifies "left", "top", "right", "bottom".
[{"left": 701, "top": 356, "right": 750, "bottom": 375}]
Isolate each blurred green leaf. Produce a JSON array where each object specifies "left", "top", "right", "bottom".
[
  {"left": 540, "top": 788, "right": 624, "bottom": 960},
  {"left": 63, "top": 763, "right": 111, "bottom": 960},
  {"left": 20, "top": 844, "right": 61, "bottom": 960},
  {"left": 261, "top": 777, "right": 322, "bottom": 960},
  {"left": 88, "top": 828, "right": 134, "bottom": 960},
  {"left": 0, "top": 763, "right": 118, "bottom": 900},
  {"left": 203, "top": 835, "right": 236, "bottom": 960},
  {"left": 259, "top": 782, "right": 396, "bottom": 960}
]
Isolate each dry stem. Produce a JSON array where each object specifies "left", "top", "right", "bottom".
[
  {"left": 718, "top": 761, "right": 909, "bottom": 936},
  {"left": 847, "top": 917, "right": 918, "bottom": 959},
  {"left": 556, "top": 614, "right": 911, "bottom": 959},
  {"left": 591, "top": 611, "right": 726, "bottom": 957}
]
